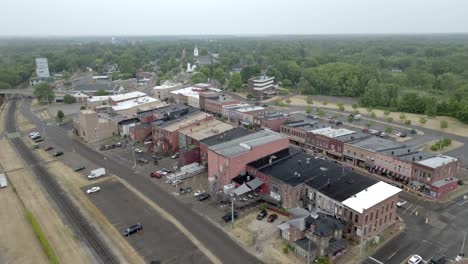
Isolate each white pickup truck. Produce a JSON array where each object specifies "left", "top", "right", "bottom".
[{"left": 88, "top": 168, "right": 106, "bottom": 179}]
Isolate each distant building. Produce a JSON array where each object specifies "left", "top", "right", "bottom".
[
  {"left": 35, "top": 58, "right": 50, "bottom": 79},
  {"left": 247, "top": 75, "right": 276, "bottom": 100},
  {"left": 152, "top": 81, "right": 183, "bottom": 101},
  {"left": 253, "top": 112, "right": 292, "bottom": 132}
]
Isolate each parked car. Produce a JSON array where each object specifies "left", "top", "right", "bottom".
[
  {"left": 179, "top": 187, "right": 186, "bottom": 194},
  {"left": 86, "top": 186, "right": 101, "bottom": 194},
  {"left": 31, "top": 134, "right": 41, "bottom": 140},
  {"left": 153, "top": 160, "right": 159, "bottom": 165},
  {"left": 116, "top": 142, "right": 122, "bottom": 147},
  {"left": 110, "top": 144, "right": 116, "bottom": 149},
  {"left": 247, "top": 194, "right": 254, "bottom": 199},
  {"left": 123, "top": 223, "right": 143, "bottom": 236},
  {"left": 396, "top": 131, "right": 407, "bottom": 137},
  {"left": 185, "top": 187, "right": 192, "bottom": 193},
  {"left": 33, "top": 138, "right": 44, "bottom": 143},
  {"left": 336, "top": 121, "right": 343, "bottom": 125},
  {"left": 369, "top": 129, "right": 378, "bottom": 134},
  {"left": 410, "top": 129, "right": 417, "bottom": 134},
  {"left": 267, "top": 214, "right": 278, "bottom": 223},
  {"left": 29, "top": 131, "right": 40, "bottom": 137},
  {"left": 99, "top": 145, "right": 106, "bottom": 151},
  {"left": 151, "top": 155, "right": 162, "bottom": 160},
  {"left": 379, "top": 132, "right": 388, "bottom": 137},
  {"left": 194, "top": 190, "right": 205, "bottom": 197},
  {"left": 73, "top": 166, "right": 86, "bottom": 172},
  {"left": 375, "top": 131, "right": 382, "bottom": 136},
  {"left": 197, "top": 193, "right": 211, "bottom": 201},
  {"left": 137, "top": 158, "right": 149, "bottom": 164},
  {"left": 222, "top": 211, "right": 238, "bottom": 222},
  {"left": 408, "top": 255, "right": 422, "bottom": 264},
  {"left": 104, "top": 145, "right": 111, "bottom": 150},
  {"left": 171, "top": 153, "right": 179, "bottom": 159},
  {"left": 150, "top": 172, "right": 162, "bottom": 178},
  {"left": 171, "top": 180, "right": 182, "bottom": 186},
  {"left": 429, "top": 254, "right": 447, "bottom": 264},
  {"left": 44, "top": 146, "right": 54, "bottom": 151},
  {"left": 160, "top": 168, "right": 172, "bottom": 174},
  {"left": 134, "top": 148, "right": 143, "bottom": 153},
  {"left": 362, "top": 128, "right": 369, "bottom": 133},
  {"left": 256, "top": 210, "right": 268, "bottom": 220},
  {"left": 52, "top": 151, "right": 64, "bottom": 157}
]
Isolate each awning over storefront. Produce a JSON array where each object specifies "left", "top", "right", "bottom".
[
  {"left": 246, "top": 177, "right": 263, "bottom": 190},
  {"left": 233, "top": 183, "right": 252, "bottom": 196}
]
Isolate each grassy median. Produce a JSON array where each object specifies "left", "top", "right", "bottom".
[{"left": 25, "top": 209, "right": 60, "bottom": 264}]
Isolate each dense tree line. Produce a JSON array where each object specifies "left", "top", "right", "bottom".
[{"left": 1, "top": 36, "right": 468, "bottom": 122}]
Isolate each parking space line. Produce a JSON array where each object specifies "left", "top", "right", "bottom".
[
  {"left": 410, "top": 206, "right": 419, "bottom": 215},
  {"left": 402, "top": 203, "right": 414, "bottom": 215}
]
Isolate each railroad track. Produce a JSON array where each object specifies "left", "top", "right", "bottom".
[{"left": 6, "top": 99, "right": 119, "bottom": 264}]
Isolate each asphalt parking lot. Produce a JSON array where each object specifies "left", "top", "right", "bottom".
[{"left": 82, "top": 179, "right": 210, "bottom": 264}]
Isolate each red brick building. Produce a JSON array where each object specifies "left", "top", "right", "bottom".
[
  {"left": 207, "top": 130, "right": 289, "bottom": 189},
  {"left": 253, "top": 112, "right": 292, "bottom": 132},
  {"left": 204, "top": 94, "right": 240, "bottom": 116},
  {"left": 152, "top": 112, "right": 213, "bottom": 154}
]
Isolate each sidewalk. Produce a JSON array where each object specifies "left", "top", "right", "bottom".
[{"left": 336, "top": 221, "right": 405, "bottom": 264}]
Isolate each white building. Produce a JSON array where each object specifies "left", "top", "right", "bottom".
[
  {"left": 152, "top": 81, "right": 183, "bottom": 100},
  {"left": 35, "top": 58, "right": 50, "bottom": 78}
]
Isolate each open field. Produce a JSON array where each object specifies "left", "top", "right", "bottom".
[
  {"left": 0, "top": 180, "right": 48, "bottom": 264},
  {"left": 288, "top": 95, "right": 468, "bottom": 137},
  {"left": 0, "top": 139, "right": 92, "bottom": 264}
]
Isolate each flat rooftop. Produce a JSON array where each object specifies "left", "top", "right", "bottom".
[
  {"left": 201, "top": 127, "right": 255, "bottom": 147},
  {"left": 161, "top": 112, "right": 212, "bottom": 132},
  {"left": 209, "top": 130, "right": 287, "bottom": 158},
  {"left": 110, "top": 91, "right": 147, "bottom": 102},
  {"left": 342, "top": 181, "right": 401, "bottom": 214},
  {"left": 236, "top": 106, "right": 265, "bottom": 112},
  {"left": 178, "top": 119, "right": 233, "bottom": 141},
  {"left": 350, "top": 136, "right": 403, "bottom": 152},
  {"left": 153, "top": 82, "right": 182, "bottom": 90},
  {"left": 379, "top": 148, "right": 434, "bottom": 162},
  {"left": 111, "top": 96, "right": 160, "bottom": 111},
  {"left": 170, "top": 87, "right": 200, "bottom": 98},
  {"left": 417, "top": 155, "right": 458, "bottom": 169},
  {"left": 253, "top": 149, "right": 377, "bottom": 201},
  {"left": 311, "top": 127, "right": 356, "bottom": 138}
]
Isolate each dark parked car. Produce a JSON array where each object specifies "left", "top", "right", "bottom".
[
  {"left": 153, "top": 160, "right": 159, "bottom": 165},
  {"left": 99, "top": 145, "right": 105, "bottom": 151},
  {"left": 123, "top": 223, "right": 143, "bottom": 236},
  {"left": 222, "top": 211, "right": 239, "bottom": 222},
  {"left": 33, "top": 138, "right": 44, "bottom": 143},
  {"left": 52, "top": 151, "right": 64, "bottom": 157},
  {"left": 267, "top": 214, "right": 278, "bottom": 223},
  {"left": 151, "top": 155, "right": 162, "bottom": 160},
  {"left": 73, "top": 166, "right": 86, "bottom": 172},
  {"left": 336, "top": 121, "right": 343, "bottom": 125},
  {"left": 160, "top": 168, "right": 172, "bottom": 173},
  {"left": 197, "top": 193, "right": 211, "bottom": 201},
  {"left": 429, "top": 255, "right": 447, "bottom": 264},
  {"left": 137, "top": 158, "right": 149, "bottom": 164},
  {"left": 44, "top": 146, "right": 54, "bottom": 151},
  {"left": 256, "top": 210, "right": 268, "bottom": 220}
]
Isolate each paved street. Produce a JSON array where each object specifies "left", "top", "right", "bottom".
[{"left": 18, "top": 98, "right": 261, "bottom": 264}]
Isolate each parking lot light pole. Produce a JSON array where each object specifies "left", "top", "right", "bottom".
[
  {"left": 230, "top": 194, "right": 235, "bottom": 228},
  {"left": 132, "top": 148, "right": 137, "bottom": 168}
]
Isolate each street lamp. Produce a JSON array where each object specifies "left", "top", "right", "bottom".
[{"left": 131, "top": 147, "right": 137, "bottom": 168}]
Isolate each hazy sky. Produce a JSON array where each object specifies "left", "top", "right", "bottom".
[{"left": 2, "top": 0, "right": 468, "bottom": 36}]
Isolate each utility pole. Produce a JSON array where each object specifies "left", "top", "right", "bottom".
[
  {"left": 231, "top": 194, "right": 235, "bottom": 228},
  {"left": 461, "top": 231, "right": 467, "bottom": 257}
]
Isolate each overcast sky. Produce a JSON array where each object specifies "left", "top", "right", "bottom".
[{"left": 2, "top": 0, "right": 468, "bottom": 36}]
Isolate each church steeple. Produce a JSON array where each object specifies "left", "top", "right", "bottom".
[{"left": 194, "top": 44, "right": 199, "bottom": 57}]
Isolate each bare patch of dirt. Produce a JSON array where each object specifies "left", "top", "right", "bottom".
[{"left": 0, "top": 139, "right": 92, "bottom": 264}]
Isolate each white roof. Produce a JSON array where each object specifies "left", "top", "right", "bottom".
[
  {"left": 170, "top": 87, "right": 200, "bottom": 98},
  {"left": 417, "top": 155, "right": 457, "bottom": 168},
  {"left": 209, "top": 88, "right": 222, "bottom": 93},
  {"left": 109, "top": 91, "right": 146, "bottom": 101},
  {"left": 311, "top": 127, "right": 356, "bottom": 138},
  {"left": 111, "top": 96, "right": 159, "bottom": 111},
  {"left": 88, "top": 95, "right": 110, "bottom": 102},
  {"left": 341, "top": 181, "right": 401, "bottom": 214},
  {"left": 236, "top": 106, "right": 265, "bottom": 112},
  {"left": 153, "top": 81, "right": 182, "bottom": 90}
]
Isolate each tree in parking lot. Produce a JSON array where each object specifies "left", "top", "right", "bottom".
[
  {"left": 305, "top": 106, "right": 312, "bottom": 114},
  {"left": 384, "top": 110, "right": 390, "bottom": 116},
  {"left": 419, "top": 116, "right": 427, "bottom": 124},
  {"left": 63, "top": 94, "right": 76, "bottom": 104},
  {"left": 365, "top": 121, "right": 373, "bottom": 128},
  {"left": 338, "top": 103, "right": 345, "bottom": 112},
  {"left": 347, "top": 115, "right": 354, "bottom": 122},
  {"left": 370, "top": 112, "right": 376, "bottom": 118},
  {"left": 385, "top": 126, "right": 393, "bottom": 134},
  {"left": 56, "top": 110, "right": 64, "bottom": 123},
  {"left": 399, "top": 113, "right": 406, "bottom": 120},
  {"left": 386, "top": 117, "right": 393, "bottom": 123},
  {"left": 352, "top": 104, "right": 358, "bottom": 109}
]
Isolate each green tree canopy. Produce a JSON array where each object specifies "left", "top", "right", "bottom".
[{"left": 34, "top": 83, "right": 55, "bottom": 103}]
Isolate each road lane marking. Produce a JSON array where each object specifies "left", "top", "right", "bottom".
[
  {"left": 386, "top": 251, "right": 397, "bottom": 261},
  {"left": 368, "top": 256, "right": 384, "bottom": 264},
  {"left": 410, "top": 206, "right": 419, "bottom": 215}
]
